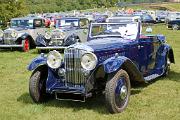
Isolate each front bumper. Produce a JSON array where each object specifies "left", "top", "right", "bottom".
[
  {"left": 0, "top": 44, "right": 23, "bottom": 48},
  {"left": 0, "top": 38, "right": 23, "bottom": 48},
  {"left": 36, "top": 46, "right": 67, "bottom": 50}
]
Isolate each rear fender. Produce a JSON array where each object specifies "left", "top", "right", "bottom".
[
  {"left": 156, "top": 44, "right": 175, "bottom": 69},
  {"left": 168, "top": 48, "right": 175, "bottom": 63}
]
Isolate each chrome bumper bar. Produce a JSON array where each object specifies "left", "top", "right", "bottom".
[
  {"left": 0, "top": 44, "right": 23, "bottom": 48},
  {"left": 36, "top": 46, "right": 67, "bottom": 50}
]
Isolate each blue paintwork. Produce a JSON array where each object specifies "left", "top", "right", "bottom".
[
  {"left": 103, "top": 56, "right": 128, "bottom": 73},
  {"left": 115, "top": 77, "right": 125, "bottom": 95},
  {"left": 35, "top": 35, "right": 47, "bottom": 46},
  {"left": 27, "top": 55, "right": 47, "bottom": 71},
  {"left": 28, "top": 22, "right": 174, "bottom": 96}
]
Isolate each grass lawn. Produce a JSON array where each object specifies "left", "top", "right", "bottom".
[{"left": 0, "top": 24, "right": 180, "bottom": 120}]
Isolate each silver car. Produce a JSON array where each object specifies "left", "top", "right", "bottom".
[
  {"left": 36, "top": 17, "right": 89, "bottom": 51},
  {"left": 0, "top": 16, "right": 47, "bottom": 52}
]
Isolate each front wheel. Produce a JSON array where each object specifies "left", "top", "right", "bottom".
[
  {"left": 105, "top": 69, "right": 131, "bottom": 113},
  {"left": 29, "top": 67, "right": 48, "bottom": 103}
]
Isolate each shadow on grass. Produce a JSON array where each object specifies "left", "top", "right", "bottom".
[
  {"left": 17, "top": 70, "right": 179, "bottom": 114},
  {"left": 165, "top": 70, "right": 180, "bottom": 82},
  {"left": 17, "top": 92, "right": 108, "bottom": 114}
]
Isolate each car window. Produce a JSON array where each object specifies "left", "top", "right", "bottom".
[
  {"left": 57, "top": 19, "right": 79, "bottom": 27},
  {"left": 34, "top": 19, "right": 43, "bottom": 27},
  {"left": 90, "top": 23, "right": 138, "bottom": 40},
  {"left": 80, "top": 19, "right": 89, "bottom": 28},
  {"left": 11, "top": 20, "right": 29, "bottom": 28}
]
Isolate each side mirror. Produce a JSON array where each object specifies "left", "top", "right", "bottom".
[{"left": 146, "top": 27, "right": 152, "bottom": 33}]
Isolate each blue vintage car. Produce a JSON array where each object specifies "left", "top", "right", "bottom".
[{"left": 27, "top": 22, "right": 174, "bottom": 113}]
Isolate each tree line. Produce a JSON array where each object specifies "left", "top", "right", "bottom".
[{"left": 0, "top": 0, "right": 169, "bottom": 29}]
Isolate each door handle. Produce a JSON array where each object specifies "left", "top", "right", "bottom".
[{"left": 138, "top": 45, "right": 144, "bottom": 49}]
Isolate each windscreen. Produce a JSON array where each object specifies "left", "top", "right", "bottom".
[
  {"left": 90, "top": 23, "right": 139, "bottom": 40},
  {"left": 11, "top": 20, "right": 31, "bottom": 28},
  {"left": 57, "top": 19, "right": 79, "bottom": 27}
]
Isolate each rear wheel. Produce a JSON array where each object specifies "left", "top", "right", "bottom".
[
  {"left": 29, "top": 67, "right": 48, "bottom": 103},
  {"left": 22, "top": 38, "right": 30, "bottom": 52},
  {"left": 163, "top": 55, "right": 171, "bottom": 76},
  {"left": 172, "top": 24, "right": 179, "bottom": 30},
  {"left": 105, "top": 69, "right": 131, "bottom": 113}
]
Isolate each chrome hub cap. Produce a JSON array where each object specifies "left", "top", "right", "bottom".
[{"left": 120, "top": 85, "right": 127, "bottom": 100}]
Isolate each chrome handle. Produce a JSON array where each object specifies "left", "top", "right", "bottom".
[{"left": 138, "top": 45, "right": 144, "bottom": 49}]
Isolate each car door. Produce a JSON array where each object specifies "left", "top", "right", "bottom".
[{"left": 138, "top": 35, "right": 160, "bottom": 76}]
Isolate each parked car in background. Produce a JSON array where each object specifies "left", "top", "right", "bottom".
[
  {"left": 140, "top": 14, "right": 156, "bottom": 24},
  {"left": 167, "top": 19, "right": 180, "bottom": 30},
  {"left": 28, "top": 21, "right": 174, "bottom": 113},
  {"left": 0, "top": 16, "right": 47, "bottom": 52},
  {"left": 36, "top": 17, "right": 89, "bottom": 51},
  {"left": 155, "top": 10, "right": 168, "bottom": 23},
  {"left": 165, "top": 12, "right": 180, "bottom": 24},
  {"left": 93, "top": 14, "right": 108, "bottom": 23},
  {"left": 106, "top": 16, "right": 141, "bottom": 23}
]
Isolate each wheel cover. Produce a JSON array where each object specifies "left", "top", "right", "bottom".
[
  {"left": 115, "top": 77, "right": 128, "bottom": 107},
  {"left": 24, "top": 39, "right": 29, "bottom": 51},
  {"left": 173, "top": 25, "right": 178, "bottom": 30},
  {"left": 120, "top": 85, "right": 127, "bottom": 100}
]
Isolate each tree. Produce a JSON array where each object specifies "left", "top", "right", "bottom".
[{"left": 0, "top": 0, "right": 28, "bottom": 28}]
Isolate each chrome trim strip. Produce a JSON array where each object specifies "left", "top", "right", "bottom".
[
  {"left": 0, "top": 44, "right": 23, "bottom": 48},
  {"left": 36, "top": 46, "right": 67, "bottom": 50}
]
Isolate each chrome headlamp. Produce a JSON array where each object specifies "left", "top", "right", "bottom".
[
  {"left": 0, "top": 30, "right": 3, "bottom": 37},
  {"left": 45, "top": 32, "right": 52, "bottom": 39},
  {"left": 81, "top": 52, "right": 97, "bottom": 71},
  {"left": 47, "top": 50, "right": 62, "bottom": 69},
  {"left": 11, "top": 30, "right": 18, "bottom": 38}
]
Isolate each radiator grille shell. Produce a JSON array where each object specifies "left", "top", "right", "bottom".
[{"left": 64, "top": 48, "right": 87, "bottom": 87}]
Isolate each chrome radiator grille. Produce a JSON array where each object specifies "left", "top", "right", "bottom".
[
  {"left": 3, "top": 33, "right": 15, "bottom": 45},
  {"left": 4, "top": 33, "right": 12, "bottom": 38},
  {"left": 49, "top": 34, "right": 63, "bottom": 46},
  {"left": 64, "top": 48, "right": 86, "bottom": 86},
  {"left": 3, "top": 39, "right": 15, "bottom": 45}
]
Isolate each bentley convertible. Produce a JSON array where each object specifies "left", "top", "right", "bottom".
[{"left": 27, "top": 21, "right": 174, "bottom": 113}]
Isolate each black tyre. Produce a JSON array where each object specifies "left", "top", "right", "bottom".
[
  {"left": 29, "top": 67, "right": 48, "bottom": 103},
  {"left": 163, "top": 54, "right": 171, "bottom": 76},
  {"left": 105, "top": 69, "right": 131, "bottom": 113}
]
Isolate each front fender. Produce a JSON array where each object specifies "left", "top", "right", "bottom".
[
  {"left": 103, "top": 56, "right": 128, "bottom": 73},
  {"left": 27, "top": 55, "right": 47, "bottom": 71},
  {"left": 35, "top": 35, "right": 47, "bottom": 46},
  {"left": 19, "top": 33, "right": 29, "bottom": 40},
  {"left": 64, "top": 34, "right": 79, "bottom": 46}
]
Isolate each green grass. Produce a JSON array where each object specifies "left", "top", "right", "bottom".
[{"left": 0, "top": 24, "right": 180, "bottom": 120}]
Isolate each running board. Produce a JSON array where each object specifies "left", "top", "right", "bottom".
[{"left": 144, "top": 74, "right": 161, "bottom": 81}]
